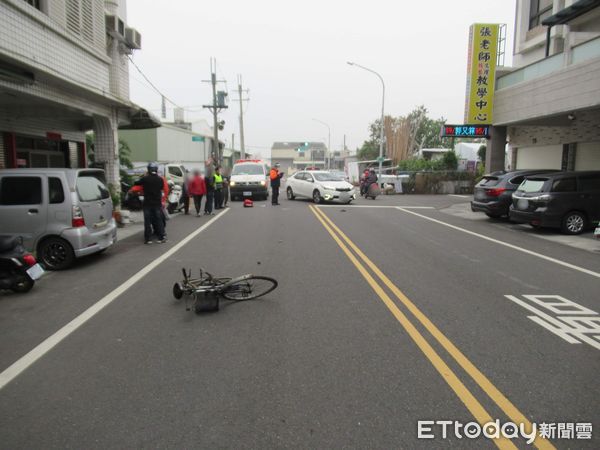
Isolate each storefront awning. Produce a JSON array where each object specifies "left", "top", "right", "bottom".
[{"left": 119, "top": 108, "right": 161, "bottom": 130}]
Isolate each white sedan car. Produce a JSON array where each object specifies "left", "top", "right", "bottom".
[{"left": 286, "top": 170, "right": 357, "bottom": 204}]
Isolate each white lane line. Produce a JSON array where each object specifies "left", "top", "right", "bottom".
[
  {"left": 396, "top": 207, "right": 600, "bottom": 279},
  {"left": 448, "top": 194, "right": 470, "bottom": 199},
  {"left": 317, "top": 205, "right": 435, "bottom": 209},
  {"left": 0, "top": 210, "right": 230, "bottom": 391}
]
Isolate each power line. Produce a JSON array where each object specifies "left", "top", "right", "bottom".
[{"left": 127, "top": 54, "right": 183, "bottom": 109}]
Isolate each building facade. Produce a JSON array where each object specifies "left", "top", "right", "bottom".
[
  {"left": 271, "top": 141, "right": 327, "bottom": 174},
  {"left": 0, "top": 0, "right": 158, "bottom": 190},
  {"left": 120, "top": 123, "right": 212, "bottom": 170},
  {"left": 488, "top": 0, "right": 600, "bottom": 171}
]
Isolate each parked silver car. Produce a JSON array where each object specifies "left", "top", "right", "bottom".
[{"left": 0, "top": 168, "right": 117, "bottom": 270}]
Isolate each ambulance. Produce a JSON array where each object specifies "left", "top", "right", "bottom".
[{"left": 229, "top": 160, "right": 270, "bottom": 201}]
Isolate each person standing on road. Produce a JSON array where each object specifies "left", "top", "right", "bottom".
[
  {"left": 188, "top": 169, "right": 206, "bottom": 216},
  {"left": 222, "top": 175, "right": 230, "bottom": 208},
  {"left": 270, "top": 163, "right": 284, "bottom": 205},
  {"left": 181, "top": 169, "right": 190, "bottom": 215},
  {"left": 213, "top": 166, "right": 224, "bottom": 210},
  {"left": 204, "top": 167, "right": 215, "bottom": 215},
  {"left": 135, "top": 162, "right": 167, "bottom": 244}
]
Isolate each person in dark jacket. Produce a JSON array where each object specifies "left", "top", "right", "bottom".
[
  {"left": 222, "top": 175, "right": 230, "bottom": 208},
  {"left": 204, "top": 168, "right": 215, "bottom": 215},
  {"left": 135, "top": 162, "right": 167, "bottom": 244},
  {"left": 269, "top": 163, "right": 284, "bottom": 205},
  {"left": 213, "top": 166, "right": 224, "bottom": 210},
  {"left": 181, "top": 169, "right": 190, "bottom": 215},
  {"left": 364, "top": 168, "right": 378, "bottom": 197}
]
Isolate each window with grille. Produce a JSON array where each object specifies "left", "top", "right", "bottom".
[
  {"left": 66, "top": 0, "right": 95, "bottom": 43},
  {"left": 529, "top": 0, "right": 553, "bottom": 29},
  {"left": 23, "top": 0, "right": 41, "bottom": 10}
]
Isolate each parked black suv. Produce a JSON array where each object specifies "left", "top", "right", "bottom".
[
  {"left": 471, "top": 170, "right": 557, "bottom": 218},
  {"left": 509, "top": 171, "right": 600, "bottom": 234}
]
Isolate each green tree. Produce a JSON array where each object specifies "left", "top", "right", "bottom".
[
  {"left": 478, "top": 144, "right": 486, "bottom": 162},
  {"left": 441, "top": 150, "right": 459, "bottom": 170},
  {"left": 85, "top": 132, "right": 134, "bottom": 184},
  {"left": 357, "top": 141, "right": 379, "bottom": 161},
  {"left": 405, "top": 105, "right": 454, "bottom": 154},
  {"left": 357, "top": 118, "right": 384, "bottom": 161}
]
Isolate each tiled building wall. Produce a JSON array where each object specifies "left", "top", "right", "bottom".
[
  {"left": 1, "top": 0, "right": 111, "bottom": 95},
  {"left": 509, "top": 109, "right": 600, "bottom": 146},
  {"left": 0, "top": 111, "right": 86, "bottom": 143},
  {"left": 494, "top": 58, "right": 600, "bottom": 126}
]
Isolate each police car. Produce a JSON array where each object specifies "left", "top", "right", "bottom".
[{"left": 229, "top": 160, "right": 270, "bottom": 201}]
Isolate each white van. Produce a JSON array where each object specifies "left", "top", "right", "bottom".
[{"left": 229, "top": 160, "right": 270, "bottom": 201}]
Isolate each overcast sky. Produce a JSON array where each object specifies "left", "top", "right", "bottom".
[{"left": 127, "top": 0, "right": 516, "bottom": 159}]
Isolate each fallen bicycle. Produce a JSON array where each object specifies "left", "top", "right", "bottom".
[{"left": 172, "top": 268, "right": 278, "bottom": 313}]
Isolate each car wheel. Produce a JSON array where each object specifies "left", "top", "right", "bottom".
[
  {"left": 561, "top": 211, "right": 587, "bottom": 235},
  {"left": 38, "top": 237, "right": 75, "bottom": 270},
  {"left": 312, "top": 190, "right": 322, "bottom": 204},
  {"left": 287, "top": 187, "right": 295, "bottom": 200}
]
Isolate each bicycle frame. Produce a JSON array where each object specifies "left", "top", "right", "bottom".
[{"left": 175, "top": 268, "right": 254, "bottom": 312}]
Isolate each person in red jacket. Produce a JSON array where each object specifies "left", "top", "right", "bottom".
[{"left": 187, "top": 169, "right": 207, "bottom": 216}]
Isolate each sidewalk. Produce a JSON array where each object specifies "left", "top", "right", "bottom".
[{"left": 117, "top": 210, "right": 144, "bottom": 241}]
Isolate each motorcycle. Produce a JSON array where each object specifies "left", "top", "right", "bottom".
[
  {"left": 362, "top": 182, "right": 380, "bottom": 200},
  {"left": 124, "top": 185, "right": 143, "bottom": 211},
  {"left": 0, "top": 236, "right": 44, "bottom": 293},
  {"left": 167, "top": 181, "right": 185, "bottom": 214}
]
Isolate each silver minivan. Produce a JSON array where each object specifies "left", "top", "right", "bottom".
[{"left": 0, "top": 168, "right": 117, "bottom": 270}]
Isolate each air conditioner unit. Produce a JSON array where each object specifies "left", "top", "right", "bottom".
[
  {"left": 105, "top": 14, "right": 125, "bottom": 40},
  {"left": 125, "top": 27, "right": 142, "bottom": 50}
]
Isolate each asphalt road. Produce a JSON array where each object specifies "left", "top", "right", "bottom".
[{"left": 0, "top": 194, "right": 598, "bottom": 449}]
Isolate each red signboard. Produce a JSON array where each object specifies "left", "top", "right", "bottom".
[{"left": 46, "top": 132, "right": 62, "bottom": 141}]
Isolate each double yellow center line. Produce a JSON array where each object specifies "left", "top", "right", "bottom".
[{"left": 309, "top": 205, "right": 554, "bottom": 450}]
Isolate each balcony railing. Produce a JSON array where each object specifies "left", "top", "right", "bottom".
[{"left": 496, "top": 35, "right": 600, "bottom": 90}]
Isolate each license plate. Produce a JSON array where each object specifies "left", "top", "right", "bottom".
[
  {"left": 517, "top": 199, "right": 528, "bottom": 210},
  {"left": 243, "top": 191, "right": 252, "bottom": 196},
  {"left": 26, "top": 263, "right": 44, "bottom": 280},
  {"left": 475, "top": 191, "right": 486, "bottom": 200}
]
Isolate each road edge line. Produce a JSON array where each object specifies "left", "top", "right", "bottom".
[
  {"left": 396, "top": 207, "right": 600, "bottom": 279},
  {"left": 0, "top": 209, "right": 230, "bottom": 390}
]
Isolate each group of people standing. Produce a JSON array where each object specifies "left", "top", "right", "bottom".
[
  {"left": 134, "top": 161, "right": 230, "bottom": 244},
  {"left": 183, "top": 166, "right": 229, "bottom": 216}
]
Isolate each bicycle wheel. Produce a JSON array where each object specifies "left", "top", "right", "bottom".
[{"left": 221, "top": 276, "right": 278, "bottom": 301}]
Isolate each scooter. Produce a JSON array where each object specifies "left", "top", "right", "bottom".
[
  {"left": 167, "top": 181, "right": 185, "bottom": 214},
  {"left": 0, "top": 236, "right": 44, "bottom": 293},
  {"left": 124, "top": 186, "right": 143, "bottom": 211},
  {"left": 363, "top": 182, "right": 380, "bottom": 200}
]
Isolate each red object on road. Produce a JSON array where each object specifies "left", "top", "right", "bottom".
[{"left": 243, "top": 199, "right": 253, "bottom": 207}]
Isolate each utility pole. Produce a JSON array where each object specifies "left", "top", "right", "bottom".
[
  {"left": 203, "top": 58, "right": 227, "bottom": 166},
  {"left": 234, "top": 75, "right": 249, "bottom": 159}
]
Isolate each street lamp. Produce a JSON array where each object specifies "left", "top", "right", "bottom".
[
  {"left": 312, "top": 118, "right": 331, "bottom": 169},
  {"left": 347, "top": 61, "right": 385, "bottom": 179}
]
